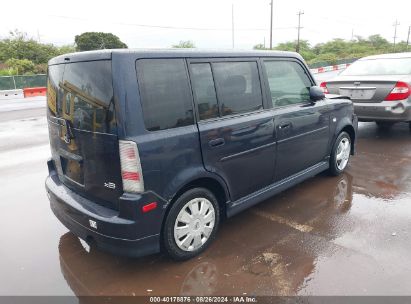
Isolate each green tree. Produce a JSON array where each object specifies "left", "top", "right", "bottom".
[
  {"left": 5, "top": 58, "right": 35, "bottom": 74},
  {"left": 57, "top": 45, "right": 76, "bottom": 55},
  {"left": 74, "top": 32, "right": 127, "bottom": 51},
  {"left": 275, "top": 40, "right": 315, "bottom": 62},
  {"left": 0, "top": 30, "right": 72, "bottom": 65},
  {"left": 253, "top": 43, "right": 267, "bottom": 50},
  {"left": 307, "top": 53, "right": 339, "bottom": 66},
  {"left": 368, "top": 34, "right": 390, "bottom": 49},
  {"left": 172, "top": 40, "right": 196, "bottom": 48}
]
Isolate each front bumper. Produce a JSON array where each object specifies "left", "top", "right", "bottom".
[
  {"left": 354, "top": 99, "right": 411, "bottom": 122},
  {"left": 45, "top": 160, "right": 167, "bottom": 258}
]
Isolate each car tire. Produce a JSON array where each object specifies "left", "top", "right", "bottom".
[
  {"left": 162, "top": 187, "right": 220, "bottom": 261},
  {"left": 328, "top": 131, "right": 351, "bottom": 176}
]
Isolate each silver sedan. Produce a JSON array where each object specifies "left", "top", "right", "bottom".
[{"left": 320, "top": 52, "right": 411, "bottom": 128}]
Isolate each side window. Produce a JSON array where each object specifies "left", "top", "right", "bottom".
[
  {"left": 264, "top": 60, "right": 312, "bottom": 107},
  {"left": 190, "top": 63, "right": 219, "bottom": 120},
  {"left": 213, "top": 62, "right": 263, "bottom": 116},
  {"left": 136, "top": 59, "right": 194, "bottom": 131}
]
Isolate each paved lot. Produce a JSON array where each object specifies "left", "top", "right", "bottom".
[{"left": 1, "top": 97, "right": 411, "bottom": 296}]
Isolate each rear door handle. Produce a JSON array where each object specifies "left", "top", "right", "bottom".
[
  {"left": 279, "top": 122, "right": 291, "bottom": 130},
  {"left": 209, "top": 138, "right": 225, "bottom": 147}
]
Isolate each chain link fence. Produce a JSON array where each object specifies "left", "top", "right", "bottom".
[
  {"left": 0, "top": 74, "right": 47, "bottom": 91},
  {"left": 308, "top": 58, "right": 358, "bottom": 69}
]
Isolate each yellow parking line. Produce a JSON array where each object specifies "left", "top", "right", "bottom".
[{"left": 251, "top": 209, "right": 314, "bottom": 233}]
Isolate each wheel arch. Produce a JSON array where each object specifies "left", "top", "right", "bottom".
[
  {"left": 333, "top": 117, "right": 356, "bottom": 155},
  {"left": 160, "top": 174, "right": 230, "bottom": 249},
  {"left": 340, "top": 124, "right": 356, "bottom": 155},
  {"left": 169, "top": 176, "right": 229, "bottom": 216}
]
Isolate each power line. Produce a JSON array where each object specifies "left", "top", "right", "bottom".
[
  {"left": 49, "top": 14, "right": 294, "bottom": 32},
  {"left": 296, "top": 10, "right": 304, "bottom": 53}
]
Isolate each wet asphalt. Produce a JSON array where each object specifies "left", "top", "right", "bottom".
[{"left": 1, "top": 97, "right": 411, "bottom": 297}]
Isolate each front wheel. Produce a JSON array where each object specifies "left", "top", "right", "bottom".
[
  {"left": 328, "top": 131, "right": 351, "bottom": 176},
  {"left": 163, "top": 188, "right": 220, "bottom": 261}
]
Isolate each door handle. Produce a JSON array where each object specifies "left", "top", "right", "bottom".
[
  {"left": 278, "top": 122, "right": 291, "bottom": 130},
  {"left": 209, "top": 138, "right": 225, "bottom": 147}
]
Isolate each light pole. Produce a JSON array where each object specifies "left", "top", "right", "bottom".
[
  {"left": 269, "top": 0, "right": 273, "bottom": 49},
  {"left": 296, "top": 10, "right": 304, "bottom": 53},
  {"left": 232, "top": 4, "right": 235, "bottom": 49},
  {"left": 393, "top": 20, "right": 400, "bottom": 52}
]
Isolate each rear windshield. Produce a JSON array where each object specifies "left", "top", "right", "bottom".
[
  {"left": 341, "top": 58, "right": 411, "bottom": 76},
  {"left": 47, "top": 60, "right": 117, "bottom": 134}
]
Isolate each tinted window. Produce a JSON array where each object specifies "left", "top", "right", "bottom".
[
  {"left": 63, "top": 61, "right": 113, "bottom": 106},
  {"left": 47, "top": 61, "right": 117, "bottom": 134},
  {"left": 47, "top": 64, "right": 64, "bottom": 116},
  {"left": 213, "top": 62, "right": 263, "bottom": 116},
  {"left": 264, "top": 61, "right": 312, "bottom": 107},
  {"left": 190, "top": 63, "right": 219, "bottom": 120},
  {"left": 137, "top": 59, "right": 194, "bottom": 131}
]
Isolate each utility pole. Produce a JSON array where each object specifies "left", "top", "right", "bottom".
[
  {"left": 231, "top": 4, "right": 235, "bottom": 49},
  {"left": 269, "top": 0, "right": 273, "bottom": 49},
  {"left": 407, "top": 25, "right": 410, "bottom": 51},
  {"left": 393, "top": 19, "right": 400, "bottom": 52},
  {"left": 351, "top": 29, "right": 354, "bottom": 41},
  {"left": 296, "top": 10, "right": 304, "bottom": 53}
]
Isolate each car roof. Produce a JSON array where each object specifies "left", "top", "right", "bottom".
[
  {"left": 49, "top": 48, "right": 302, "bottom": 65},
  {"left": 359, "top": 52, "right": 411, "bottom": 61}
]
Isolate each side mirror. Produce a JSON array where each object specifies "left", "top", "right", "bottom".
[{"left": 309, "top": 86, "right": 325, "bottom": 102}]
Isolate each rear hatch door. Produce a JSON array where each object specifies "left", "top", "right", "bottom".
[{"left": 47, "top": 59, "right": 122, "bottom": 210}]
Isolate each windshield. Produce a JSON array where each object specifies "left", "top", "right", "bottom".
[
  {"left": 47, "top": 60, "right": 117, "bottom": 134},
  {"left": 340, "top": 58, "right": 411, "bottom": 76}
]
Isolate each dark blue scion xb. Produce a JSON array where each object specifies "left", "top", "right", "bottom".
[{"left": 45, "top": 49, "right": 357, "bottom": 260}]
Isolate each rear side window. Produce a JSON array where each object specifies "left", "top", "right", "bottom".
[
  {"left": 264, "top": 60, "right": 312, "bottom": 107},
  {"left": 190, "top": 63, "right": 219, "bottom": 120},
  {"left": 213, "top": 62, "right": 263, "bottom": 116},
  {"left": 136, "top": 59, "right": 194, "bottom": 131}
]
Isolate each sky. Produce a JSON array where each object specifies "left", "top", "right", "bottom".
[{"left": 1, "top": 0, "right": 410, "bottom": 49}]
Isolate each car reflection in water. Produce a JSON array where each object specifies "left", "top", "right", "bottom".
[{"left": 58, "top": 173, "right": 353, "bottom": 298}]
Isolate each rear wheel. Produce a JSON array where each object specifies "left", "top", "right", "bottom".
[
  {"left": 163, "top": 188, "right": 220, "bottom": 260},
  {"left": 328, "top": 131, "right": 351, "bottom": 176}
]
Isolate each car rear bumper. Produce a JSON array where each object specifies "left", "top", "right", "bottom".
[
  {"left": 45, "top": 160, "right": 167, "bottom": 258},
  {"left": 354, "top": 99, "right": 411, "bottom": 122}
]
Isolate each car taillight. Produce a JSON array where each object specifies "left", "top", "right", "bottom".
[
  {"left": 119, "top": 140, "right": 144, "bottom": 193},
  {"left": 385, "top": 81, "right": 411, "bottom": 101},
  {"left": 320, "top": 82, "right": 329, "bottom": 94}
]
